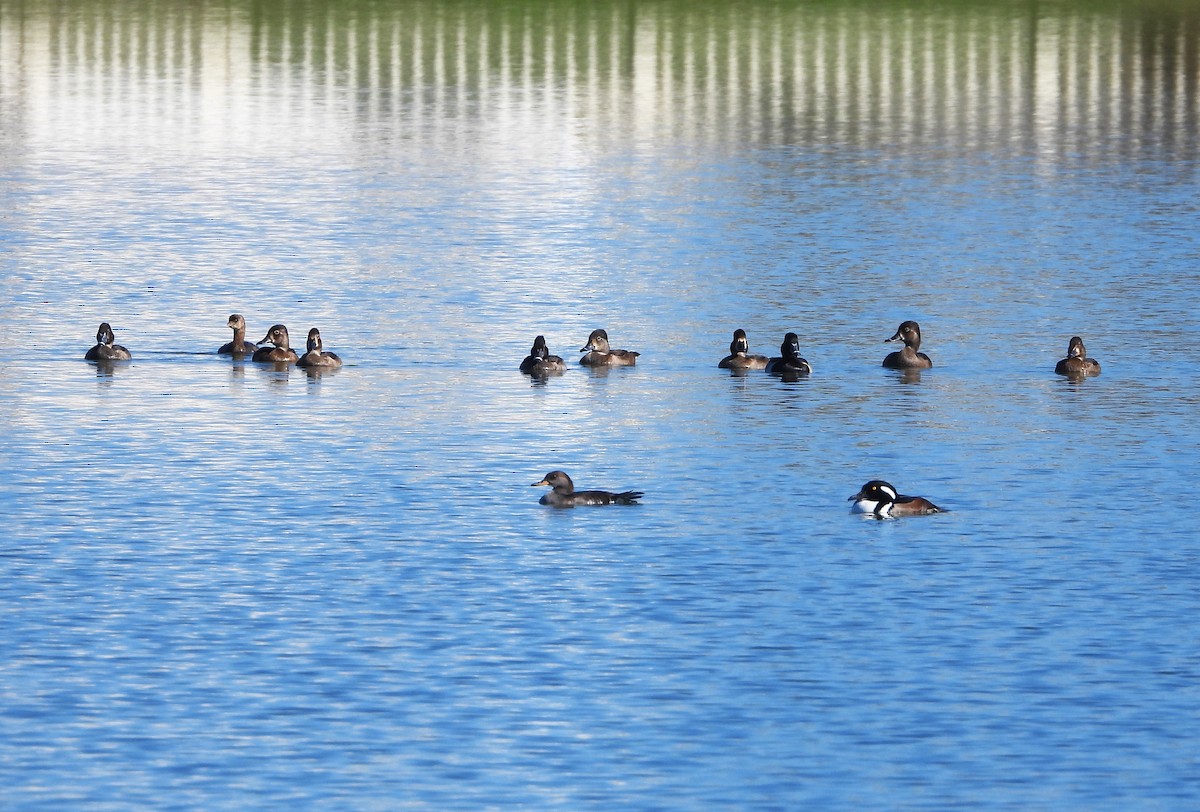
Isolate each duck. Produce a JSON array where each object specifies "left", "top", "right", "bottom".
[
  {"left": 579, "top": 329, "right": 639, "bottom": 367},
  {"left": 1054, "top": 336, "right": 1101, "bottom": 377},
  {"left": 882, "top": 320, "right": 933, "bottom": 369},
  {"left": 84, "top": 322, "right": 132, "bottom": 361},
  {"left": 765, "top": 332, "right": 812, "bottom": 376},
  {"left": 532, "top": 470, "right": 643, "bottom": 507},
  {"left": 296, "top": 328, "right": 343, "bottom": 369},
  {"left": 218, "top": 314, "right": 258, "bottom": 356},
  {"left": 520, "top": 335, "right": 566, "bottom": 376},
  {"left": 718, "top": 329, "right": 769, "bottom": 370},
  {"left": 849, "top": 480, "right": 944, "bottom": 518},
  {"left": 252, "top": 324, "right": 300, "bottom": 364}
]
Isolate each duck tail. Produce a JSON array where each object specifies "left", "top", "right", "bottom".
[{"left": 614, "top": 491, "right": 644, "bottom": 505}]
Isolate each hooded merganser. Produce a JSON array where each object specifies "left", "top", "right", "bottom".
[
  {"left": 849, "top": 480, "right": 944, "bottom": 518},
  {"left": 520, "top": 335, "right": 566, "bottom": 376},
  {"left": 252, "top": 324, "right": 300, "bottom": 364},
  {"left": 579, "top": 329, "right": 639, "bottom": 367},
  {"left": 84, "top": 322, "right": 132, "bottom": 361},
  {"left": 765, "top": 332, "right": 812, "bottom": 376},
  {"left": 296, "top": 327, "right": 343, "bottom": 369},
  {"left": 882, "top": 321, "right": 932, "bottom": 369},
  {"left": 1054, "top": 336, "right": 1101, "bottom": 377},
  {"left": 218, "top": 314, "right": 258, "bottom": 356},
  {"left": 532, "top": 470, "right": 643, "bottom": 507},
  {"left": 718, "top": 329, "right": 769, "bottom": 370}
]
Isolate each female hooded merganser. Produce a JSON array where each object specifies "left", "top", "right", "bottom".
[
  {"left": 579, "top": 329, "right": 639, "bottom": 366},
  {"left": 849, "top": 480, "right": 944, "bottom": 518},
  {"left": 218, "top": 314, "right": 258, "bottom": 356},
  {"left": 296, "top": 327, "right": 343, "bottom": 369},
  {"left": 718, "top": 329, "right": 769, "bottom": 370},
  {"left": 252, "top": 324, "right": 300, "bottom": 364},
  {"left": 532, "top": 470, "right": 643, "bottom": 507},
  {"left": 882, "top": 321, "right": 933, "bottom": 369},
  {"left": 84, "top": 322, "right": 132, "bottom": 361},
  {"left": 1054, "top": 336, "right": 1101, "bottom": 377},
  {"left": 520, "top": 335, "right": 566, "bottom": 376},
  {"left": 765, "top": 332, "right": 812, "bottom": 376}
]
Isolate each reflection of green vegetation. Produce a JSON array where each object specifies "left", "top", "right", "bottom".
[
  {"left": 240, "top": 0, "right": 640, "bottom": 88},
  {"left": 4, "top": 0, "right": 1195, "bottom": 154},
  {"left": 11, "top": 0, "right": 1200, "bottom": 78}
]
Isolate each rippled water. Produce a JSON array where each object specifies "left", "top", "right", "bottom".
[{"left": 3, "top": 0, "right": 1199, "bottom": 808}]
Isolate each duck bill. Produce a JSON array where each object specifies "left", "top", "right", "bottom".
[
  {"left": 884, "top": 332, "right": 902, "bottom": 343},
  {"left": 532, "top": 479, "right": 550, "bottom": 487}
]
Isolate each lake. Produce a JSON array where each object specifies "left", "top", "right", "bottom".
[{"left": 2, "top": 0, "right": 1199, "bottom": 808}]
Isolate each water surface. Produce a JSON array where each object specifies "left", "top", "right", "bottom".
[{"left": 2, "top": 1, "right": 1199, "bottom": 808}]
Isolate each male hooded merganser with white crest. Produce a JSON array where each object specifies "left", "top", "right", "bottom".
[
  {"left": 252, "top": 324, "right": 299, "bottom": 364},
  {"left": 765, "top": 332, "right": 812, "bottom": 376},
  {"left": 296, "top": 327, "right": 342, "bottom": 369},
  {"left": 882, "top": 321, "right": 933, "bottom": 369},
  {"left": 718, "top": 329, "right": 769, "bottom": 370},
  {"left": 849, "top": 480, "right": 944, "bottom": 518},
  {"left": 579, "top": 329, "right": 639, "bottom": 366},
  {"left": 1054, "top": 336, "right": 1101, "bottom": 377},
  {"left": 520, "top": 335, "right": 565, "bottom": 376},
  {"left": 532, "top": 471, "right": 643, "bottom": 507},
  {"left": 219, "top": 314, "right": 258, "bottom": 356},
  {"left": 85, "top": 322, "right": 132, "bottom": 361}
]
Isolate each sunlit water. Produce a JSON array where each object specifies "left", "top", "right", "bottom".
[{"left": 2, "top": 1, "right": 1199, "bottom": 808}]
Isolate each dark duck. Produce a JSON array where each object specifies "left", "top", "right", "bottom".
[
  {"left": 252, "top": 324, "right": 300, "bottom": 364},
  {"left": 520, "top": 335, "right": 565, "bottom": 376},
  {"left": 765, "top": 332, "right": 812, "bottom": 377},
  {"left": 1054, "top": 336, "right": 1101, "bottom": 377},
  {"left": 532, "top": 471, "right": 643, "bottom": 507},
  {"left": 882, "top": 320, "right": 933, "bottom": 370},
  {"left": 85, "top": 322, "right": 132, "bottom": 361},
  {"left": 579, "top": 329, "right": 639, "bottom": 367},
  {"left": 296, "top": 328, "right": 343, "bottom": 369},
  {"left": 219, "top": 314, "right": 258, "bottom": 356},
  {"left": 718, "top": 329, "right": 769, "bottom": 370}
]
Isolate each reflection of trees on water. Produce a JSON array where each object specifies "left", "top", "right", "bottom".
[{"left": 0, "top": 0, "right": 1196, "bottom": 158}]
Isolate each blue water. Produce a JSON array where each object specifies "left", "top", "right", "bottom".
[{"left": 2, "top": 1, "right": 1199, "bottom": 808}]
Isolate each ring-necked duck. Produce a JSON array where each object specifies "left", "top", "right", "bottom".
[
  {"left": 882, "top": 321, "right": 933, "bottom": 369},
  {"left": 849, "top": 480, "right": 944, "bottom": 518},
  {"left": 580, "top": 329, "right": 639, "bottom": 366},
  {"left": 532, "top": 470, "right": 643, "bottom": 507},
  {"left": 1054, "top": 336, "right": 1101, "bottom": 377},
  {"left": 719, "top": 329, "right": 769, "bottom": 370},
  {"left": 85, "top": 322, "right": 132, "bottom": 361},
  {"left": 296, "top": 328, "right": 343, "bottom": 369},
  {"left": 765, "top": 332, "right": 812, "bottom": 376},
  {"left": 520, "top": 335, "right": 566, "bottom": 376},
  {"left": 252, "top": 324, "right": 300, "bottom": 364},
  {"left": 219, "top": 314, "right": 258, "bottom": 356}
]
